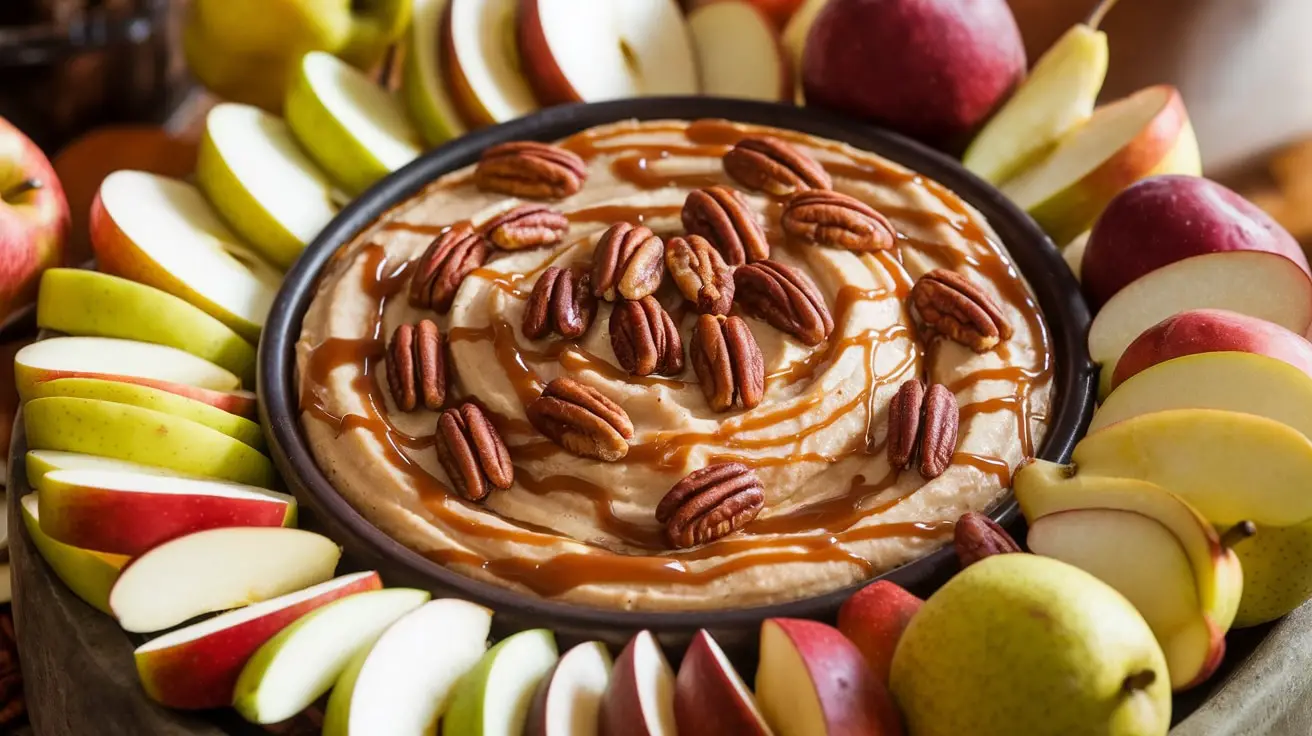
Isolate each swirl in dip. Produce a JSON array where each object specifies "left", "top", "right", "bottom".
[{"left": 297, "top": 119, "right": 1053, "bottom": 611}]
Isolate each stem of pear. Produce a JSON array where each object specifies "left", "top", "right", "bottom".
[
  {"left": 1, "top": 178, "right": 41, "bottom": 202},
  {"left": 1122, "top": 669, "right": 1157, "bottom": 694},
  {"left": 1085, "top": 0, "right": 1122, "bottom": 30},
  {"left": 1220, "top": 521, "right": 1258, "bottom": 550}
]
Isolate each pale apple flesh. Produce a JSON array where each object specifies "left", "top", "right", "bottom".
[
  {"left": 0, "top": 115, "right": 70, "bottom": 326},
  {"left": 688, "top": 2, "right": 790, "bottom": 102},
  {"left": 1027, "top": 509, "right": 1226, "bottom": 690},
  {"left": 524, "top": 641, "right": 613, "bottom": 736},
  {"left": 674, "top": 630, "right": 771, "bottom": 736},
  {"left": 26, "top": 449, "right": 195, "bottom": 488},
  {"left": 109, "top": 526, "right": 341, "bottom": 634},
  {"left": 1087, "top": 251, "right": 1312, "bottom": 397},
  {"left": 134, "top": 571, "right": 382, "bottom": 709},
  {"left": 16, "top": 335, "right": 240, "bottom": 393},
  {"left": 20, "top": 494, "right": 128, "bottom": 615},
  {"left": 443, "top": 629, "right": 560, "bottom": 736},
  {"left": 598, "top": 630, "right": 677, "bottom": 736},
  {"left": 402, "top": 0, "right": 468, "bottom": 145},
  {"left": 35, "top": 469, "right": 295, "bottom": 556},
  {"left": 1111, "top": 309, "right": 1312, "bottom": 391},
  {"left": 445, "top": 0, "right": 539, "bottom": 127}
]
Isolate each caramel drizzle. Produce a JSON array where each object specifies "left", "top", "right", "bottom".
[{"left": 299, "top": 118, "right": 1052, "bottom": 597}]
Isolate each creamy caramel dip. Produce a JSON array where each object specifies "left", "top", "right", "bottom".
[{"left": 297, "top": 119, "right": 1053, "bottom": 611}]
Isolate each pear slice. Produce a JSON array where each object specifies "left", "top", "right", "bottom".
[
  {"left": 963, "top": 24, "right": 1109, "bottom": 185},
  {"left": 1071, "top": 408, "right": 1312, "bottom": 526},
  {"left": 403, "top": 0, "right": 468, "bottom": 145},
  {"left": 286, "top": 51, "right": 423, "bottom": 196},
  {"left": 1014, "top": 459, "right": 1243, "bottom": 630},
  {"left": 1028, "top": 508, "right": 1226, "bottom": 690}
]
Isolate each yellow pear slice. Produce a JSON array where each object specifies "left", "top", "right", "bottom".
[
  {"left": 964, "top": 24, "right": 1109, "bottom": 185},
  {"left": 1071, "top": 408, "right": 1312, "bottom": 527}
]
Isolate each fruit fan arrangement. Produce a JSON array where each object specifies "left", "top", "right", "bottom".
[{"left": 2, "top": 0, "right": 1311, "bottom": 734}]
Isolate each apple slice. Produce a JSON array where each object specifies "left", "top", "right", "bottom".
[
  {"left": 24, "top": 397, "right": 277, "bottom": 487},
  {"left": 134, "top": 571, "right": 380, "bottom": 709},
  {"left": 445, "top": 0, "right": 539, "bottom": 126},
  {"left": 1028, "top": 509, "right": 1225, "bottom": 690},
  {"left": 1087, "top": 251, "right": 1312, "bottom": 397},
  {"left": 1072, "top": 408, "right": 1312, "bottom": 527},
  {"left": 1063, "top": 231, "right": 1090, "bottom": 280},
  {"left": 687, "top": 2, "right": 789, "bottom": 102},
  {"left": 323, "top": 599, "right": 492, "bottom": 735},
  {"left": 25, "top": 450, "right": 194, "bottom": 488},
  {"left": 287, "top": 51, "right": 422, "bottom": 196},
  {"left": 36, "top": 469, "right": 295, "bottom": 556},
  {"left": 1014, "top": 460, "right": 1243, "bottom": 631},
  {"left": 109, "top": 527, "right": 340, "bottom": 633},
  {"left": 524, "top": 641, "right": 613, "bottom": 736},
  {"left": 1001, "top": 85, "right": 1200, "bottom": 246},
  {"left": 233, "top": 586, "right": 431, "bottom": 724},
  {"left": 20, "top": 494, "right": 128, "bottom": 614},
  {"left": 755, "top": 618, "right": 903, "bottom": 735},
  {"left": 963, "top": 23, "right": 1108, "bottom": 185},
  {"left": 28, "top": 378, "right": 264, "bottom": 449},
  {"left": 781, "top": 0, "right": 827, "bottom": 90},
  {"left": 196, "top": 102, "right": 339, "bottom": 269},
  {"left": 1095, "top": 352, "right": 1312, "bottom": 439},
  {"left": 518, "top": 0, "right": 698, "bottom": 107},
  {"left": 598, "top": 630, "right": 676, "bottom": 736},
  {"left": 402, "top": 0, "right": 468, "bottom": 145},
  {"left": 444, "top": 629, "right": 560, "bottom": 735},
  {"left": 37, "top": 268, "right": 257, "bottom": 385},
  {"left": 836, "top": 580, "right": 924, "bottom": 681},
  {"left": 674, "top": 630, "right": 771, "bottom": 736},
  {"left": 90, "top": 171, "right": 282, "bottom": 341}
]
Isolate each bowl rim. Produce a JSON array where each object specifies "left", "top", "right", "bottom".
[{"left": 259, "top": 96, "right": 1096, "bottom": 632}]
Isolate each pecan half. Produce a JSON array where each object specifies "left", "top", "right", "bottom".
[
  {"left": 474, "top": 141, "right": 588, "bottom": 199},
  {"left": 527, "top": 377, "right": 634, "bottom": 461},
  {"left": 910, "top": 269, "right": 1013, "bottom": 352},
  {"left": 723, "top": 136, "right": 832, "bottom": 196},
  {"left": 656, "top": 462, "right": 765, "bottom": 548},
  {"left": 734, "top": 260, "right": 834, "bottom": 346},
  {"left": 691, "top": 314, "right": 765, "bottom": 412},
  {"left": 386, "top": 320, "right": 446, "bottom": 412},
  {"left": 481, "top": 204, "right": 569, "bottom": 250},
  {"left": 610, "top": 296, "right": 684, "bottom": 377},
  {"left": 665, "top": 235, "right": 734, "bottom": 315},
  {"left": 522, "top": 266, "right": 596, "bottom": 340},
  {"left": 954, "top": 511, "right": 1022, "bottom": 568},
  {"left": 886, "top": 379, "right": 959, "bottom": 479},
  {"left": 591, "top": 222, "right": 665, "bottom": 301},
  {"left": 682, "top": 186, "right": 770, "bottom": 264},
  {"left": 435, "top": 403, "right": 513, "bottom": 502},
  {"left": 409, "top": 224, "right": 490, "bottom": 313},
  {"left": 781, "top": 190, "right": 897, "bottom": 252}
]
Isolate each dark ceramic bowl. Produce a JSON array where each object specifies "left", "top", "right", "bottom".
[{"left": 259, "top": 97, "right": 1096, "bottom": 660}]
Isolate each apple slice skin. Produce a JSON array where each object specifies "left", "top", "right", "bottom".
[
  {"left": 36, "top": 472, "right": 294, "bottom": 557},
  {"left": 20, "top": 369, "right": 257, "bottom": 418},
  {"left": 599, "top": 630, "right": 677, "bottom": 736},
  {"left": 402, "top": 0, "right": 467, "bottom": 145},
  {"left": 233, "top": 587, "right": 431, "bottom": 724},
  {"left": 442, "top": 628, "right": 560, "bottom": 736},
  {"left": 135, "top": 572, "right": 382, "bottom": 709},
  {"left": 524, "top": 641, "right": 613, "bottom": 736},
  {"left": 20, "top": 494, "right": 128, "bottom": 615},
  {"left": 674, "top": 630, "right": 771, "bottom": 736},
  {"left": 836, "top": 580, "right": 924, "bottom": 682}
]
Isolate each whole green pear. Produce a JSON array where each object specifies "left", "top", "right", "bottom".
[{"left": 890, "top": 554, "right": 1170, "bottom": 736}]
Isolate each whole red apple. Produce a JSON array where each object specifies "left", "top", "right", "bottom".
[
  {"left": 0, "top": 116, "right": 69, "bottom": 327},
  {"left": 1082, "top": 175, "right": 1311, "bottom": 309},
  {"left": 801, "top": 0, "right": 1026, "bottom": 150},
  {"left": 837, "top": 580, "right": 924, "bottom": 682}
]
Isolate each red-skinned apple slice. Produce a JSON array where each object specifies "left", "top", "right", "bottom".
[
  {"left": 15, "top": 336, "right": 256, "bottom": 417},
  {"left": 518, "top": 0, "right": 698, "bottom": 106},
  {"left": 688, "top": 2, "right": 790, "bottom": 102},
  {"left": 836, "top": 580, "right": 923, "bottom": 682},
  {"left": 134, "top": 570, "right": 381, "bottom": 709},
  {"left": 21, "top": 494, "right": 128, "bottom": 614},
  {"left": 444, "top": 0, "right": 539, "bottom": 127},
  {"left": 109, "top": 527, "right": 341, "bottom": 633},
  {"left": 1087, "top": 250, "right": 1312, "bottom": 397},
  {"left": 674, "top": 630, "right": 771, "bottom": 736},
  {"left": 755, "top": 618, "right": 902, "bottom": 735},
  {"left": 598, "top": 630, "right": 676, "bottom": 736},
  {"left": 36, "top": 469, "right": 295, "bottom": 556},
  {"left": 524, "top": 641, "right": 613, "bottom": 736}
]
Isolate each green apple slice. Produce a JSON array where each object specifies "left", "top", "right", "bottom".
[
  {"left": 963, "top": 24, "right": 1109, "bottom": 185},
  {"left": 20, "top": 493, "right": 128, "bottom": 615},
  {"left": 234, "top": 587, "right": 432, "bottom": 724},
  {"left": 286, "top": 51, "right": 423, "bottom": 196},
  {"left": 28, "top": 377, "right": 265, "bottom": 450},
  {"left": 197, "top": 103, "right": 339, "bottom": 269},
  {"left": 324, "top": 599, "right": 492, "bottom": 735},
  {"left": 404, "top": 0, "right": 468, "bottom": 145},
  {"left": 444, "top": 629, "right": 559, "bottom": 736},
  {"left": 90, "top": 171, "right": 282, "bottom": 341},
  {"left": 37, "top": 269, "right": 257, "bottom": 385},
  {"left": 23, "top": 397, "right": 278, "bottom": 488},
  {"left": 25, "top": 450, "right": 192, "bottom": 488}
]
